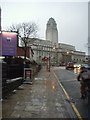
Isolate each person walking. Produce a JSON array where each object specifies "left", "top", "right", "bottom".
[{"left": 77, "top": 66, "right": 90, "bottom": 99}]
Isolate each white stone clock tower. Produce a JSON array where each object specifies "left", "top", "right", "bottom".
[{"left": 46, "top": 18, "right": 58, "bottom": 48}]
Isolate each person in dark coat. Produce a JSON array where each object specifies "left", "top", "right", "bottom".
[{"left": 77, "top": 66, "right": 90, "bottom": 99}]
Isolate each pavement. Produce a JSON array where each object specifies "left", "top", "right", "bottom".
[{"left": 2, "top": 66, "right": 75, "bottom": 119}]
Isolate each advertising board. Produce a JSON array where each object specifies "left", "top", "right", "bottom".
[
  {"left": 24, "top": 68, "right": 33, "bottom": 81},
  {"left": 0, "top": 31, "right": 17, "bottom": 56}
]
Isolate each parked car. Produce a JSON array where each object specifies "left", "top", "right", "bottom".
[
  {"left": 66, "top": 62, "right": 74, "bottom": 70},
  {"left": 80, "top": 64, "right": 90, "bottom": 70},
  {"left": 59, "top": 62, "right": 66, "bottom": 66}
]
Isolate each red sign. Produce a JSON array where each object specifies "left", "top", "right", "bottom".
[{"left": 42, "top": 56, "right": 48, "bottom": 61}]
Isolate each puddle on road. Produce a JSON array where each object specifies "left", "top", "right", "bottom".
[
  {"left": 55, "top": 102, "right": 62, "bottom": 107},
  {"left": 31, "top": 99, "right": 42, "bottom": 105}
]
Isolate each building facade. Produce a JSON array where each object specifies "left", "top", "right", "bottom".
[
  {"left": 28, "top": 18, "right": 86, "bottom": 65},
  {"left": 28, "top": 38, "right": 85, "bottom": 65}
]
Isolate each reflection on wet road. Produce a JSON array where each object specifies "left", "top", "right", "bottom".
[
  {"left": 2, "top": 67, "right": 72, "bottom": 118},
  {"left": 73, "top": 68, "right": 80, "bottom": 75},
  {"left": 54, "top": 66, "right": 88, "bottom": 119}
]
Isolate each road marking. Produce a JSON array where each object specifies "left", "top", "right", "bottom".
[
  {"left": 53, "top": 71, "right": 84, "bottom": 120},
  {"left": 62, "top": 78, "right": 77, "bottom": 82}
]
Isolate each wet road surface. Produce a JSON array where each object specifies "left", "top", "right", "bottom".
[
  {"left": 2, "top": 67, "right": 75, "bottom": 119},
  {"left": 54, "top": 67, "right": 89, "bottom": 119}
]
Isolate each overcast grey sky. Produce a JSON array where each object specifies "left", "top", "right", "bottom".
[{"left": 0, "top": 0, "right": 89, "bottom": 54}]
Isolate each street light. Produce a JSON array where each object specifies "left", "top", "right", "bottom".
[
  {"left": 47, "top": 53, "right": 50, "bottom": 72},
  {"left": 53, "top": 45, "right": 58, "bottom": 66}
]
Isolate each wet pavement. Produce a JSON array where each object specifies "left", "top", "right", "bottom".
[{"left": 2, "top": 66, "right": 75, "bottom": 119}]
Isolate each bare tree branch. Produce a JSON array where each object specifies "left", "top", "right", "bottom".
[{"left": 8, "top": 22, "right": 38, "bottom": 62}]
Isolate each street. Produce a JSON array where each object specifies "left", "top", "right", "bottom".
[
  {"left": 0, "top": 2, "right": 89, "bottom": 120},
  {"left": 53, "top": 66, "right": 88, "bottom": 119},
  {"left": 2, "top": 66, "right": 72, "bottom": 119},
  {"left": 2, "top": 66, "right": 89, "bottom": 119}
]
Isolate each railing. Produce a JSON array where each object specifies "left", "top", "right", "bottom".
[
  {"left": 6, "top": 64, "right": 24, "bottom": 79},
  {"left": 2, "top": 62, "right": 42, "bottom": 99},
  {"left": 2, "top": 63, "right": 24, "bottom": 99},
  {"left": 2, "top": 77, "right": 23, "bottom": 99}
]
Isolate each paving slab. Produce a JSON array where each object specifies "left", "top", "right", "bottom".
[{"left": 2, "top": 66, "right": 72, "bottom": 119}]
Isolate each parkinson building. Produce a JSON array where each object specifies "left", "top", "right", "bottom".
[
  {"left": 29, "top": 18, "right": 85, "bottom": 65},
  {"left": 46, "top": 18, "right": 58, "bottom": 48}
]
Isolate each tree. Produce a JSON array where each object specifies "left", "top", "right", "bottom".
[{"left": 8, "top": 22, "right": 38, "bottom": 62}]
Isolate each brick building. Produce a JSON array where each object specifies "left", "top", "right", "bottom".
[{"left": 17, "top": 47, "right": 30, "bottom": 58}]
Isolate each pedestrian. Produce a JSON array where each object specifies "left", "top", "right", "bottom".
[{"left": 77, "top": 66, "right": 90, "bottom": 99}]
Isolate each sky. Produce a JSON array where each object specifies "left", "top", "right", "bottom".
[{"left": 0, "top": 0, "right": 89, "bottom": 54}]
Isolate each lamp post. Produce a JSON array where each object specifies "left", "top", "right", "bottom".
[
  {"left": 53, "top": 46, "right": 58, "bottom": 66},
  {"left": 46, "top": 52, "right": 50, "bottom": 72},
  {"left": 48, "top": 53, "right": 50, "bottom": 72}
]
